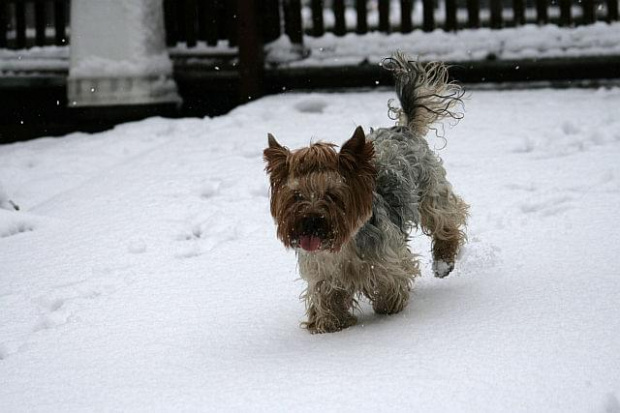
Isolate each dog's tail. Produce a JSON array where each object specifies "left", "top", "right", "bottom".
[{"left": 383, "top": 52, "right": 464, "bottom": 138}]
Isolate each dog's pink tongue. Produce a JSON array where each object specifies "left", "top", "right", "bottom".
[{"left": 300, "top": 235, "right": 321, "bottom": 252}]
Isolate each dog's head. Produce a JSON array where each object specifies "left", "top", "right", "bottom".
[{"left": 264, "top": 126, "right": 376, "bottom": 252}]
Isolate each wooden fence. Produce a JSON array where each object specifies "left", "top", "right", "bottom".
[
  {"left": 1, "top": 0, "right": 618, "bottom": 49},
  {"left": 1, "top": 0, "right": 619, "bottom": 142},
  {"left": 0, "top": 0, "right": 69, "bottom": 49},
  {"left": 161, "top": 0, "right": 619, "bottom": 50}
]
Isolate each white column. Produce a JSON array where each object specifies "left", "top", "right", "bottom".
[{"left": 67, "top": 0, "right": 181, "bottom": 107}]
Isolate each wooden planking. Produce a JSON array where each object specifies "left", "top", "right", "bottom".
[
  {"left": 333, "top": 0, "right": 345, "bottom": 36},
  {"left": 558, "top": 0, "right": 572, "bottom": 26},
  {"left": 467, "top": 0, "right": 480, "bottom": 28},
  {"left": 3, "top": 0, "right": 619, "bottom": 54},
  {"left": 34, "top": 0, "right": 45, "bottom": 46},
  {"left": 445, "top": 0, "right": 457, "bottom": 31},
  {"left": 311, "top": 0, "right": 324, "bottom": 37},
  {"left": 422, "top": 0, "right": 434, "bottom": 32},
  {"left": 15, "top": 1, "right": 27, "bottom": 48},
  {"left": 283, "top": 0, "right": 303, "bottom": 45},
  {"left": 356, "top": 0, "right": 367, "bottom": 34},
  {"left": 54, "top": 0, "right": 67, "bottom": 45},
  {"left": 237, "top": 0, "right": 263, "bottom": 101},
  {"left": 261, "top": 0, "right": 281, "bottom": 43},
  {"left": 400, "top": 0, "right": 412, "bottom": 33},
  {"left": 202, "top": 0, "right": 218, "bottom": 46},
  {"left": 0, "top": 1, "right": 7, "bottom": 48},
  {"left": 607, "top": 0, "right": 618, "bottom": 22},
  {"left": 513, "top": 0, "right": 525, "bottom": 26},
  {"left": 196, "top": 0, "right": 207, "bottom": 42},
  {"left": 227, "top": 0, "right": 238, "bottom": 47},
  {"left": 184, "top": 0, "right": 198, "bottom": 47},
  {"left": 164, "top": 0, "right": 178, "bottom": 46},
  {"left": 378, "top": 0, "right": 390, "bottom": 32},
  {"left": 489, "top": 0, "right": 502, "bottom": 28},
  {"left": 535, "top": 0, "right": 548, "bottom": 24},
  {"left": 582, "top": 0, "right": 595, "bottom": 23}
]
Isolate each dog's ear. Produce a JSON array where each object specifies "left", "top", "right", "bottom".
[
  {"left": 264, "top": 133, "right": 290, "bottom": 183},
  {"left": 339, "top": 126, "right": 374, "bottom": 174}
]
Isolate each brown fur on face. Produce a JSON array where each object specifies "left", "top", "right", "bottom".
[{"left": 264, "top": 127, "right": 376, "bottom": 252}]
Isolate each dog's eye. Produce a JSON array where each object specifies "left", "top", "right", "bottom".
[
  {"left": 325, "top": 192, "right": 341, "bottom": 204},
  {"left": 293, "top": 191, "right": 304, "bottom": 201}
]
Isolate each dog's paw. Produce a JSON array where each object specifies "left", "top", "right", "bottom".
[
  {"left": 433, "top": 260, "right": 454, "bottom": 278},
  {"left": 303, "top": 313, "right": 357, "bottom": 334}
]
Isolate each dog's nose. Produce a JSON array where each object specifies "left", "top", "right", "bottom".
[{"left": 301, "top": 216, "right": 327, "bottom": 236}]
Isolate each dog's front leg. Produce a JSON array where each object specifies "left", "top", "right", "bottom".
[{"left": 302, "top": 280, "right": 356, "bottom": 334}]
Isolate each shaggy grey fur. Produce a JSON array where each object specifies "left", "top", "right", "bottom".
[
  {"left": 295, "top": 53, "right": 468, "bottom": 333},
  {"left": 356, "top": 53, "right": 465, "bottom": 268}
]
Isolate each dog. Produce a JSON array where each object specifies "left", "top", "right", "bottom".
[{"left": 264, "top": 52, "right": 469, "bottom": 334}]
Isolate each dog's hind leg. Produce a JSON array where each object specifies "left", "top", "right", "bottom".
[{"left": 420, "top": 183, "right": 469, "bottom": 278}]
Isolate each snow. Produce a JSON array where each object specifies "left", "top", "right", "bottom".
[
  {"left": 1, "top": 86, "right": 620, "bottom": 412},
  {"left": 273, "top": 22, "right": 620, "bottom": 66},
  {"left": 68, "top": 0, "right": 173, "bottom": 79},
  {"left": 3, "top": 22, "right": 620, "bottom": 75},
  {"left": 0, "top": 46, "right": 69, "bottom": 74}
]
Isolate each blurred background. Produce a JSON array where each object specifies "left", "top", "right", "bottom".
[{"left": 0, "top": 0, "right": 619, "bottom": 142}]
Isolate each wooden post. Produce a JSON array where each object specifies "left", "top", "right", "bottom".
[
  {"left": 535, "top": 0, "right": 548, "bottom": 24},
  {"left": 334, "top": 0, "right": 346, "bottom": 36},
  {"left": 445, "top": 0, "right": 457, "bottom": 31},
  {"left": 582, "top": 0, "right": 595, "bottom": 23},
  {"left": 466, "top": 0, "right": 480, "bottom": 28},
  {"left": 401, "top": 0, "right": 412, "bottom": 33},
  {"left": 379, "top": 0, "right": 390, "bottom": 33},
  {"left": 608, "top": 0, "right": 619, "bottom": 22},
  {"left": 513, "top": 0, "right": 525, "bottom": 26},
  {"left": 185, "top": 0, "right": 198, "bottom": 47},
  {"left": 202, "top": 0, "right": 218, "bottom": 46},
  {"left": 164, "top": 0, "right": 178, "bottom": 46},
  {"left": 197, "top": 0, "right": 207, "bottom": 41},
  {"left": 54, "top": 0, "right": 67, "bottom": 46},
  {"left": 310, "top": 0, "right": 324, "bottom": 36},
  {"left": 261, "top": 0, "right": 281, "bottom": 43},
  {"left": 284, "top": 0, "right": 303, "bottom": 45},
  {"left": 356, "top": 0, "right": 367, "bottom": 34},
  {"left": 558, "top": 0, "right": 571, "bottom": 26},
  {"left": 237, "top": 0, "right": 263, "bottom": 102},
  {"left": 0, "top": 1, "right": 7, "bottom": 48},
  {"left": 176, "top": 1, "right": 187, "bottom": 44},
  {"left": 227, "top": 0, "right": 238, "bottom": 47},
  {"left": 16, "top": 1, "right": 26, "bottom": 48},
  {"left": 34, "top": 0, "right": 46, "bottom": 46},
  {"left": 490, "top": 0, "right": 502, "bottom": 29},
  {"left": 422, "top": 0, "right": 435, "bottom": 32}
]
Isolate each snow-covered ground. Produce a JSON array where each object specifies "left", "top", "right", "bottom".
[{"left": 1, "top": 86, "right": 620, "bottom": 412}]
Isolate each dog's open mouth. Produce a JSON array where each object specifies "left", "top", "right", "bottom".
[{"left": 299, "top": 235, "right": 322, "bottom": 252}]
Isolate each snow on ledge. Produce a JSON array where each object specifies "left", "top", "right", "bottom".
[
  {"left": 2, "top": 22, "right": 620, "bottom": 76},
  {"left": 267, "top": 22, "right": 620, "bottom": 67},
  {"left": 69, "top": 53, "right": 174, "bottom": 79}
]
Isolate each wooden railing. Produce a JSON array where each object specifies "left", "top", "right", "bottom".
[
  {"left": 163, "top": 0, "right": 283, "bottom": 48},
  {"left": 302, "top": 0, "right": 619, "bottom": 34},
  {"left": 0, "top": 0, "right": 69, "bottom": 49},
  {"left": 2, "top": 0, "right": 618, "bottom": 51},
  {"left": 162, "top": 0, "right": 619, "bottom": 50}
]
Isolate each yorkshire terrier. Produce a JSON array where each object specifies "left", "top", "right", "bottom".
[{"left": 264, "top": 53, "right": 469, "bottom": 334}]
